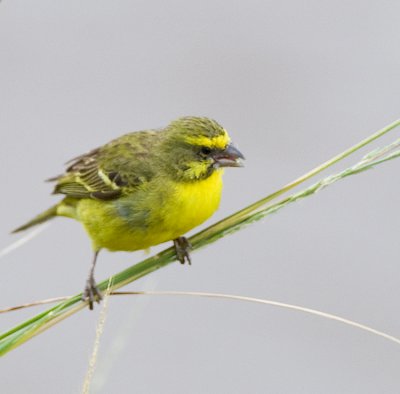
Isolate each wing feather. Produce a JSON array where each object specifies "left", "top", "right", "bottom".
[{"left": 49, "top": 131, "right": 159, "bottom": 201}]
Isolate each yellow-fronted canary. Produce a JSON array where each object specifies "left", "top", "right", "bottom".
[{"left": 13, "top": 116, "right": 244, "bottom": 308}]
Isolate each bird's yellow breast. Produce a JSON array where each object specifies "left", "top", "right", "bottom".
[
  {"left": 74, "top": 169, "right": 224, "bottom": 252},
  {"left": 160, "top": 169, "right": 224, "bottom": 238}
]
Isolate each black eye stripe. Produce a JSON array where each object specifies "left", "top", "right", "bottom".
[{"left": 200, "top": 146, "right": 212, "bottom": 155}]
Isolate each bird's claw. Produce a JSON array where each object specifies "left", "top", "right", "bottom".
[
  {"left": 82, "top": 277, "right": 102, "bottom": 310},
  {"left": 173, "top": 237, "right": 192, "bottom": 265}
]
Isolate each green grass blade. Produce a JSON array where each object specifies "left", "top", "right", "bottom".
[{"left": 1, "top": 119, "right": 399, "bottom": 355}]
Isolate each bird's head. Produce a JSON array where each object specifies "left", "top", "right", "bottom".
[{"left": 161, "top": 116, "right": 245, "bottom": 182}]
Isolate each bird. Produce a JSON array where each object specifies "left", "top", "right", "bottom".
[{"left": 13, "top": 116, "right": 245, "bottom": 309}]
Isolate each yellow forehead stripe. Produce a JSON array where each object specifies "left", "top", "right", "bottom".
[{"left": 185, "top": 131, "right": 230, "bottom": 149}]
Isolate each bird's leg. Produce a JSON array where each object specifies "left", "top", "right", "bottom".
[
  {"left": 82, "top": 250, "right": 103, "bottom": 310},
  {"left": 173, "top": 237, "right": 192, "bottom": 265}
]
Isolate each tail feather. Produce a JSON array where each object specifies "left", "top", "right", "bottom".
[{"left": 12, "top": 204, "right": 59, "bottom": 233}]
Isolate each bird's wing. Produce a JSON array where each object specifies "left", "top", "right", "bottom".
[{"left": 49, "top": 131, "right": 159, "bottom": 201}]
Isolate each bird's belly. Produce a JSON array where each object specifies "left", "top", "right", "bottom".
[{"left": 76, "top": 171, "right": 223, "bottom": 252}]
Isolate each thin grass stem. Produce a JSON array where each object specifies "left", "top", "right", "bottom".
[
  {"left": 1, "top": 120, "right": 399, "bottom": 355},
  {"left": 2, "top": 291, "right": 399, "bottom": 346}
]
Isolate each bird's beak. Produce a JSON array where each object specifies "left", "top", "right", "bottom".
[{"left": 213, "top": 143, "right": 245, "bottom": 168}]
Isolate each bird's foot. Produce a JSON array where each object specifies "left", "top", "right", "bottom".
[
  {"left": 82, "top": 276, "right": 103, "bottom": 310},
  {"left": 173, "top": 237, "right": 192, "bottom": 265}
]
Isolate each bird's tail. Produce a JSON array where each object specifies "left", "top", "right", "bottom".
[{"left": 12, "top": 204, "right": 59, "bottom": 233}]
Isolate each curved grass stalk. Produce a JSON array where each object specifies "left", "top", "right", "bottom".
[
  {"left": 2, "top": 291, "right": 400, "bottom": 347},
  {"left": 1, "top": 119, "right": 399, "bottom": 356},
  {"left": 115, "top": 291, "right": 400, "bottom": 346}
]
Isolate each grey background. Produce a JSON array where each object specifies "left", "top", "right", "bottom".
[{"left": 1, "top": 1, "right": 400, "bottom": 393}]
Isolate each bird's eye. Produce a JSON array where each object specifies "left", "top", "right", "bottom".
[{"left": 200, "top": 146, "right": 212, "bottom": 156}]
